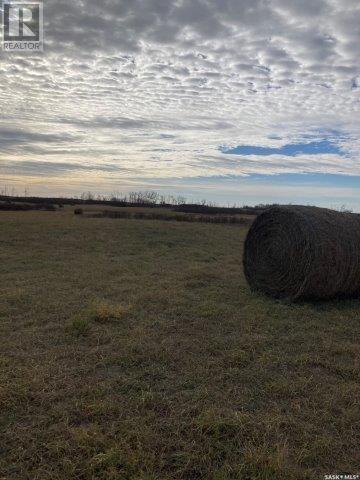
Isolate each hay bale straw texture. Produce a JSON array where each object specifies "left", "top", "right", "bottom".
[{"left": 243, "top": 205, "right": 360, "bottom": 301}]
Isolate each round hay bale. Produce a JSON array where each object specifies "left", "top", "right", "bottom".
[{"left": 243, "top": 205, "right": 360, "bottom": 300}]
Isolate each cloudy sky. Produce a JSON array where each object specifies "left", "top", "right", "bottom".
[{"left": 1, "top": 0, "right": 360, "bottom": 209}]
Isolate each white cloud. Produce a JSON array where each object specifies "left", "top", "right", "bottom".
[{"left": 0, "top": 0, "right": 359, "bottom": 204}]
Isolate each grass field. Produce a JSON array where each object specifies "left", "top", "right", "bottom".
[{"left": 0, "top": 207, "right": 359, "bottom": 479}]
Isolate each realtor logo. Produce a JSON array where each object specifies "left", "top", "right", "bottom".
[{"left": 2, "top": 1, "right": 43, "bottom": 51}]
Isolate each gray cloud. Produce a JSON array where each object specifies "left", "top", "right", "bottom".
[
  {"left": 54, "top": 115, "right": 235, "bottom": 132},
  {"left": 0, "top": 128, "right": 78, "bottom": 152},
  {"left": 0, "top": 160, "right": 126, "bottom": 176}
]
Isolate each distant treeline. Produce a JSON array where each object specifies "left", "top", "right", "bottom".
[
  {"left": 0, "top": 201, "right": 56, "bottom": 211},
  {"left": 173, "top": 204, "right": 266, "bottom": 215},
  {"left": 0, "top": 191, "right": 272, "bottom": 216}
]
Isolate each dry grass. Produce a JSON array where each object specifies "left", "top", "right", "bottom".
[
  {"left": 68, "top": 300, "right": 131, "bottom": 335},
  {"left": 0, "top": 207, "right": 359, "bottom": 479}
]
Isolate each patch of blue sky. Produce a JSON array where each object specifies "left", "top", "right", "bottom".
[
  {"left": 221, "top": 139, "right": 346, "bottom": 156},
  {"left": 233, "top": 173, "right": 360, "bottom": 188},
  {"left": 220, "top": 130, "right": 350, "bottom": 157},
  {"left": 180, "top": 173, "right": 360, "bottom": 188},
  {"left": 151, "top": 173, "right": 360, "bottom": 212}
]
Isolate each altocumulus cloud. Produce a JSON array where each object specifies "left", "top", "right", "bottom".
[{"left": 0, "top": 0, "right": 359, "bottom": 206}]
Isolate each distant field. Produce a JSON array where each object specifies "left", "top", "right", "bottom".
[{"left": 0, "top": 207, "right": 359, "bottom": 479}]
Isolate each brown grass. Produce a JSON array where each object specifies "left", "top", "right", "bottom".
[{"left": 0, "top": 206, "right": 359, "bottom": 479}]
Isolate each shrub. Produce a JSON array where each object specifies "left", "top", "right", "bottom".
[
  {"left": 69, "top": 315, "right": 91, "bottom": 336},
  {"left": 97, "top": 209, "right": 252, "bottom": 226},
  {"left": 43, "top": 204, "right": 56, "bottom": 211},
  {"left": 74, "top": 208, "right": 83, "bottom": 215}
]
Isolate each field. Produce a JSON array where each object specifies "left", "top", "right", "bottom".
[{"left": 1, "top": 207, "right": 359, "bottom": 479}]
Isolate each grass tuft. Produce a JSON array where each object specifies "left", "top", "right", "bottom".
[
  {"left": 69, "top": 314, "right": 92, "bottom": 336},
  {"left": 67, "top": 301, "right": 130, "bottom": 338},
  {"left": 90, "top": 300, "right": 131, "bottom": 324}
]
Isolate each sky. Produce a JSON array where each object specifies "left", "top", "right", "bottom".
[{"left": 0, "top": 0, "right": 359, "bottom": 210}]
